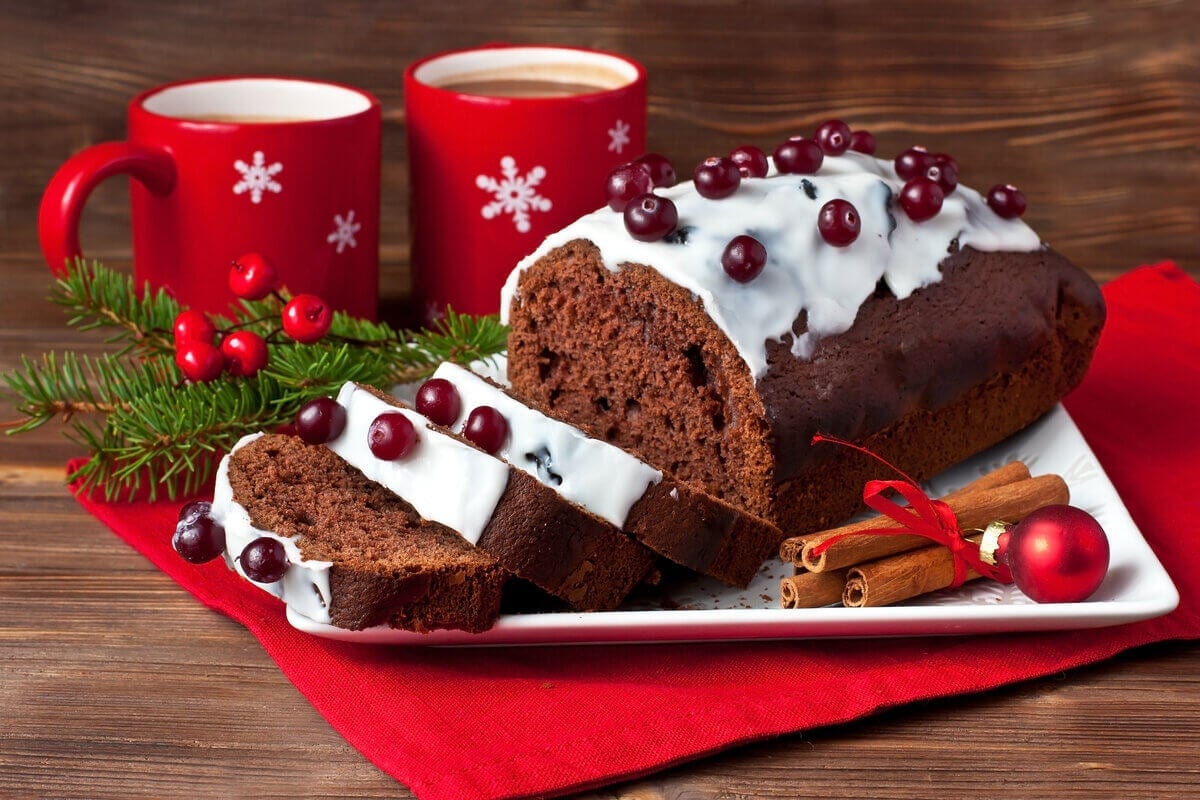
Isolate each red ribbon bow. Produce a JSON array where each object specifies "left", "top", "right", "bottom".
[{"left": 809, "top": 433, "right": 1012, "bottom": 587}]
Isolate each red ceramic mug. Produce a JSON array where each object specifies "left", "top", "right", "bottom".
[
  {"left": 39, "top": 76, "right": 381, "bottom": 318},
  {"left": 405, "top": 45, "right": 646, "bottom": 324}
]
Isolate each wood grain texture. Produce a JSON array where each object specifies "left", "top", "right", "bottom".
[{"left": 2, "top": 2, "right": 1199, "bottom": 798}]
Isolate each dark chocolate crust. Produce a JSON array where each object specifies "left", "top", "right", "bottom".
[
  {"left": 226, "top": 434, "right": 507, "bottom": 633},
  {"left": 505, "top": 238, "right": 1105, "bottom": 540}
]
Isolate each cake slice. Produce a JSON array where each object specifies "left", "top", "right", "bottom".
[
  {"left": 428, "top": 361, "right": 782, "bottom": 587},
  {"left": 212, "top": 432, "right": 508, "bottom": 633}
]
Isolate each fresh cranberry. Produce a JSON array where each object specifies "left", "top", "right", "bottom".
[
  {"left": 849, "top": 130, "right": 877, "bottom": 155},
  {"left": 178, "top": 500, "right": 212, "bottom": 525},
  {"left": 368, "top": 412, "right": 419, "bottom": 460},
  {"left": 894, "top": 146, "right": 935, "bottom": 181},
  {"left": 173, "top": 515, "right": 226, "bottom": 564},
  {"left": 632, "top": 153, "right": 677, "bottom": 188},
  {"left": 814, "top": 119, "right": 852, "bottom": 156},
  {"left": 220, "top": 330, "right": 269, "bottom": 377},
  {"left": 899, "top": 177, "right": 945, "bottom": 222},
  {"left": 415, "top": 378, "right": 462, "bottom": 426},
  {"left": 924, "top": 158, "right": 959, "bottom": 194},
  {"left": 773, "top": 137, "right": 824, "bottom": 174},
  {"left": 987, "top": 184, "right": 1027, "bottom": 218},
  {"left": 175, "top": 340, "right": 223, "bottom": 383},
  {"left": 295, "top": 396, "right": 346, "bottom": 444},
  {"left": 172, "top": 310, "right": 216, "bottom": 346},
  {"left": 463, "top": 406, "right": 508, "bottom": 454},
  {"left": 239, "top": 537, "right": 288, "bottom": 583},
  {"left": 604, "top": 162, "right": 654, "bottom": 212},
  {"left": 721, "top": 235, "right": 767, "bottom": 283},
  {"left": 623, "top": 194, "right": 678, "bottom": 242},
  {"left": 692, "top": 156, "right": 741, "bottom": 199},
  {"left": 281, "top": 294, "right": 332, "bottom": 343},
  {"left": 729, "top": 145, "right": 769, "bottom": 178},
  {"left": 228, "top": 252, "right": 278, "bottom": 301},
  {"left": 817, "top": 199, "right": 862, "bottom": 246}
]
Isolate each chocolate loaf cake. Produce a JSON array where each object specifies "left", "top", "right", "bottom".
[
  {"left": 213, "top": 433, "right": 508, "bottom": 633},
  {"left": 502, "top": 150, "right": 1105, "bottom": 540},
  {"left": 429, "top": 362, "right": 782, "bottom": 586}
]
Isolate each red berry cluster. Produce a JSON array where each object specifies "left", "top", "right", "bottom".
[
  {"left": 172, "top": 253, "right": 335, "bottom": 383},
  {"left": 604, "top": 153, "right": 680, "bottom": 243}
]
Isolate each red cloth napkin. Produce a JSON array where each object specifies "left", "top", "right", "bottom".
[{"left": 75, "top": 262, "right": 1200, "bottom": 800}]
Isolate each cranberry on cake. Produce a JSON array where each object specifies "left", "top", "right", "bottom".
[{"left": 501, "top": 128, "right": 1105, "bottom": 543}]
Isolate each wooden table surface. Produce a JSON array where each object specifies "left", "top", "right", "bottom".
[{"left": 3, "top": 2, "right": 1198, "bottom": 798}]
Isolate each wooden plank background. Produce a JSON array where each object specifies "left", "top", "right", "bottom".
[{"left": 2, "top": 2, "right": 1199, "bottom": 798}]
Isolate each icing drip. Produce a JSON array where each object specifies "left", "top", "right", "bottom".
[
  {"left": 211, "top": 433, "right": 334, "bottom": 625},
  {"left": 432, "top": 362, "right": 663, "bottom": 528},
  {"left": 500, "top": 152, "right": 1042, "bottom": 380}
]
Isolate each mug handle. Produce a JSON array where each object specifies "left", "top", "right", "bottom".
[{"left": 38, "top": 141, "right": 177, "bottom": 275}]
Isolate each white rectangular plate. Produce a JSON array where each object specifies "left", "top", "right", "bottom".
[{"left": 288, "top": 405, "right": 1179, "bottom": 646}]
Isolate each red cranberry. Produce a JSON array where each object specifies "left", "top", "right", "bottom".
[
  {"left": 228, "top": 252, "right": 278, "bottom": 301},
  {"left": 987, "top": 184, "right": 1027, "bottom": 218},
  {"left": 239, "top": 537, "right": 288, "bottom": 583},
  {"left": 172, "top": 310, "right": 216, "bottom": 346},
  {"left": 922, "top": 153, "right": 959, "bottom": 194},
  {"left": 295, "top": 396, "right": 346, "bottom": 444},
  {"left": 368, "top": 412, "right": 419, "bottom": 460},
  {"left": 692, "top": 156, "right": 741, "bottom": 199},
  {"left": 281, "top": 294, "right": 332, "bottom": 343},
  {"left": 773, "top": 137, "right": 824, "bottom": 174},
  {"left": 721, "top": 235, "right": 767, "bottom": 283},
  {"left": 849, "top": 130, "right": 877, "bottom": 155},
  {"left": 173, "top": 515, "right": 226, "bottom": 564},
  {"left": 894, "top": 146, "right": 935, "bottom": 181},
  {"left": 175, "top": 340, "right": 223, "bottom": 383},
  {"left": 623, "top": 193, "right": 678, "bottom": 242},
  {"left": 817, "top": 199, "right": 862, "bottom": 246},
  {"left": 178, "top": 499, "right": 212, "bottom": 525},
  {"left": 604, "top": 162, "right": 654, "bottom": 212},
  {"left": 899, "top": 177, "right": 945, "bottom": 222},
  {"left": 814, "top": 119, "right": 852, "bottom": 156},
  {"left": 220, "top": 330, "right": 269, "bottom": 378},
  {"left": 415, "top": 378, "right": 462, "bottom": 426},
  {"left": 463, "top": 406, "right": 508, "bottom": 454},
  {"left": 632, "top": 153, "right": 676, "bottom": 188},
  {"left": 729, "top": 145, "right": 769, "bottom": 178}
]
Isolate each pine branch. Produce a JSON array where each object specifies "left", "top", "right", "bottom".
[{"left": 50, "top": 259, "right": 181, "bottom": 355}]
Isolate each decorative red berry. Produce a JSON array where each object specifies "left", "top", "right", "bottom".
[
  {"left": 239, "top": 537, "right": 288, "bottom": 583},
  {"left": 175, "top": 340, "right": 223, "bottom": 383},
  {"left": 463, "top": 406, "right": 508, "bottom": 454},
  {"left": 623, "top": 193, "right": 678, "bottom": 242},
  {"left": 817, "top": 199, "right": 862, "bottom": 246},
  {"left": 415, "top": 378, "right": 462, "bottom": 426},
  {"left": 987, "top": 184, "right": 1027, "bottom": 218},
  {"left": 894, "top": 146, "right": 934, "bottom": 181},
  {"left": 693, "top": 156, "right": 742, "bottom": 199},
  {"left": 729, "top": 145, "right": 769, "bottom": 178},
  {"left": 924, "top": 153, "right": 959, "bottom": 194},
  {"left": 220, "top": 330, "right": 269, "bottom": 377},
  {"left": 632, "top": 153, "right": 677, "bottom": 188},
  {"left": 814, "top": 119, "right": 852, "bottom": 156},
  {"left": 281, "top": 294, "right": 332, "bottom": 343},
  {"left": 172, "top": 310, "right": 216, "bottom": 346},
  {"left": 228, "top": 252, "right": 278, "bottom": 301},
  {"left": 367, "top": 412, "right": 419, "bottom": 460},
  {"left": 899, "top": 177, "right": 945, "bottom": 222},
  {"left": 173, "top": 515, "right": 226, "bottom": 564},
  {"left": 295, "top": 396, "right": 346, "bottom": 444},
  {"left": 721, "top": 235, "right": 767, "bottom": 283},
  {"left": 849, "top": 130, "right": 877, "bottom": 155},
  {"left": 773, "top": 136, "right": 824, "bottom": 174},
  {"left": 604, "top": 162, "right": 654, "bottom": 212}
]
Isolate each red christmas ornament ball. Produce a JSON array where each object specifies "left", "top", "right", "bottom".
[{"left": 1004, "top": 505, "right": 1109, "bottom": 603}]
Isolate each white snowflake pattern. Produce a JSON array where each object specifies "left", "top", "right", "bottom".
[
  {"left": 607, "top": 118, "right": 631, "bottom": 154},
  {"left": 475, "top": 156, "right": 552, "bottom": 233},
  {"left": 326, "top": 210, "right": 361, "bottom": 254},
  {"left": 232, "top": 151, "right": 283, "bottom": 204}
]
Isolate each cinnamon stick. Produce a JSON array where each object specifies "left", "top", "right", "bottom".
[
  {"left": 843, "top": 535, "right": 985, "bottom": 608},
  {"left": 778, "top": 461, "right": 1029, "bottom": 565},
  {"left": 780, "top": 569, "right": 848, "bottom": 609},
  {"left": 799, "top": 472, "right": 1067, "bottom": 573}
]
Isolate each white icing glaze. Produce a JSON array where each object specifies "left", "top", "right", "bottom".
[
  {"left": 211, "top": 433, "right": 334, "bottom": 625},
  {"left": 326, "top": 383, "right": 509, "bottom": 545},
  {"left": 433, "top": 362, "right": 662, "bottom": 528},
  {"left": 500, "top": 151, "right": 1042, "bottom": 380}
]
